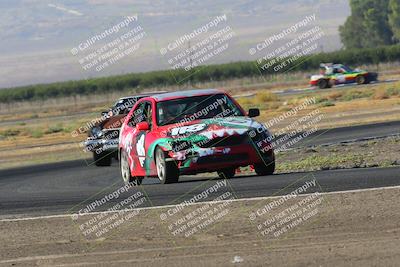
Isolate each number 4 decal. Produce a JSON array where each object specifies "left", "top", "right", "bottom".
[{"left": 136, "top": 134, "right": 145, "bottom": 167}]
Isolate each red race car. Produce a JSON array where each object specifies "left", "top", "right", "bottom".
[{"left": 119, "top": 89, "right": 275, "bottom": 185}]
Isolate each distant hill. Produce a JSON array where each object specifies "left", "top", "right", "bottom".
[{"left": 0, "top": 0, "right": 350, "bottom": 88}]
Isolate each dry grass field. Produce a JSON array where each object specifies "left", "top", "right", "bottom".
[{"left": 1, "top": 66, "right": 399, "bottom": 169}]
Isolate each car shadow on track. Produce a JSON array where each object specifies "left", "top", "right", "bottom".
[
  {"left": 139, "top": 169, "right": 330, "bottom": 186},
  {"left": 141, "top": 172, "right": 291, "bottom": 185}
]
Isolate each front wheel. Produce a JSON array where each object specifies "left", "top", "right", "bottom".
[
  {"left": 155, "top": 148, "right": 179, "bottom": 184},
  {"left": 318, "top": 79, "right": 331, "bottom": 89},
  {"left": 120, "top": 150, "right": 142, "bottom": 186},
  {"left": 254, "top": 161, "right": 275, "bottom": 176},
  {"left": 217, "top": 168, "right": 236, "bottom": 179},
  {"left": 356, "top": 75, "right": 366, "bottom": 85}
]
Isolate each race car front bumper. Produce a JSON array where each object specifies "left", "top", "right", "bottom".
[
  {"left": 83, "top": 138, "right": 119, "bottom": 154},
  {"left": 168, "top": 144, "right": 274, "bottom": 175}
]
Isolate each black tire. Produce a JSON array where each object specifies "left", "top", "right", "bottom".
[
  {"left": 356, "top": 75, "right": 366, "bottom": 85},
  {"left": 254, "top": 161, "right": 275, "bottom": 176},
  {"left": 155, "top": 148, "right": 179, "bottom": 184},
  {"left": 217, "top": 168, "right": 236, "bottom": 179},
  {"left": 120, "top": 150, "right": 142, "bottom": 186},
  {"left": 318, "top": 79, "right": 330, "bottom": 89},
  {"left": 93, "top": 151, "right": 112, "bottom": 166}
]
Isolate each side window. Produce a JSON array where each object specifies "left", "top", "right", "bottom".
[
  {"left": 128, "top": 102, "right": 145, "bottom": 127},
  {"left": 127, "top": 101, "right": 152, "bottom": 128},
  {"left": 143, "top": 102, "right": 153, "bottom": 128}
]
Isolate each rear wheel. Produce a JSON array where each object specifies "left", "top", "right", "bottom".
[
  {"left": 93, "top": 151, "right": 112, "bottom": 166},
  {"left": 318, "top": 79, "right": 331, "bottom": 89},
  {"left": 217, "top": 168, "right": 236, "bottom": 179},
  {"left": 356, "top": 75, "right": 366, "bottom": 85},
  {"left": 254, "top": 161, "right": 275, "bottom": 176},
  {"left": 120, "top": 150, "right": 142, "bottom": 186},
  {"left": 155, "top": 148, "right": 179, "bottom": 184}
]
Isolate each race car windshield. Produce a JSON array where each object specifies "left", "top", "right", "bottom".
[
  {"left": 340, "top": 65, "right": 353, "bottom": 72},
  {"left": 114, "top": 97, "right": 136, "bottom": 107},
  {"left": 156, "top": 94, "right": 244, "bottom": 126}
]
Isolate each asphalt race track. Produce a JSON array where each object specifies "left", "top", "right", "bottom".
[
  {"left": 282, "top": 120, "right": 400, "bottom": 147},
  {"left": 0, "top": 121, "right": 399, "bottom": 218},
  {"left": 1, "top": 165, "right": 400, "bottom": 218},
  {"left": 273, "top": 79, "right": 399, "bottom": 96}
]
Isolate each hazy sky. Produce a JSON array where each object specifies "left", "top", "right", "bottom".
[{"left": 0, "top": 0, "right": 350, "bottom": 88}]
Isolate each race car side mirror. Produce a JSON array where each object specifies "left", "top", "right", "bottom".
[
  {"left": 248, "top": 108, "right": 260, "bottom": 118},
  {"left": 136, "top": 121, "right": 150, "bottom": 131}
]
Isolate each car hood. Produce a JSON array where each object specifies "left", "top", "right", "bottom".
[
  {"left": 158, "top": 116, "right": 264, "bottom": 140},
  {"left": 100, "top": 114, "right": 126, "bottom": 130},
  {"left": 310, "top": 74, "right": 324, "bottom": 80}
]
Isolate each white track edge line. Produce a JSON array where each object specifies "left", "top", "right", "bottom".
[{"left": 1, "top": 184, "right": 400, "bottom": 222}]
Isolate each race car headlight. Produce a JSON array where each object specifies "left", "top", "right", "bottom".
[{"left": 90, "top": 126, "right": 103, "bottom": 138}]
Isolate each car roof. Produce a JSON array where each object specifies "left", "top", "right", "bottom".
[
  {"left": 118, "top": 95, "right": 146, "bottom": 100},
  {"left": 151, "top": 89, "right": 225, "bottom": 102},
  {"left": 320, "top": 63, "right": 345, "bottom": 68},
  {"left": 118, "top": 91, "right": 168, "bottom": 100}
]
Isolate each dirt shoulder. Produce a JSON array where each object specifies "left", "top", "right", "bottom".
[
  {"left": 276, "top": 135, "right": 400, "bottom": 173},
  {"left": 1, "top": 187, "right": 400, "bottom": 266}
]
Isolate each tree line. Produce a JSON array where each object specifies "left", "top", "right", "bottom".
[
  {"left": 1, "top": 44, "right": 400, "bottom": 103},
  {"left": 340, "top": 0, "right": 400, "bottom": 49}
]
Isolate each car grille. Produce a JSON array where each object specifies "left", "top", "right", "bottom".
[{"left": 197, "top": 134, "right": 249, "bottom": 148}]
